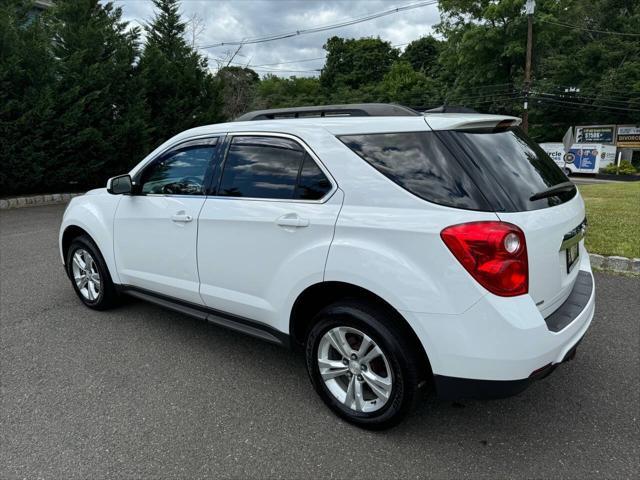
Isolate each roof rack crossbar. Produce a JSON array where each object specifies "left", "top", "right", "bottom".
[{"left": 235, "top": 103, "right": 420, "bottom": 121}]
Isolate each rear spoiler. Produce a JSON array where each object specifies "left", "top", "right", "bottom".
[{"left": 423, "top": 115, "right": 522, "bottom": 131}]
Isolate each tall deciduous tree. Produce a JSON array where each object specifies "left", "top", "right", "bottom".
[
  {"left": 320, "top": 37, "right": 399, "bottom": 91},
  {"left": 253, "top": 75, "right": 323, "bottom": 109},
  {"left": 139, "top": 0, "right": 222, "bottom": 146},
  {"left": 436, "top": 0, "right": 639, "bottom": 139},
  {"left": 216, "top": 66, "right": 259, "bottom": 119},
  {"left": 379, "top": 61, "right": 443, "bottom": 108},
  {"left": 401, "top": 36, "right": 442, "bottom": 77}
]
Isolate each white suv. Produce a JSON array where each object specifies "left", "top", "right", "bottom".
[{"left": 60, "top": 104, "right": 595, "bottom": 429}]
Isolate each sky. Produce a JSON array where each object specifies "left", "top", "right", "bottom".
[{"left": 111, "top": 0, "right": 442, "bottom": 77}]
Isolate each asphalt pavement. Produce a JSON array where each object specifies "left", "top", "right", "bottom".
[{"left": 1, "top": 204, "right": 638, "bottom": 479}]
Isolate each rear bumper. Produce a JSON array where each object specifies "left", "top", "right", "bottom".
[
  {"left": 403, "top": 247, "right": 595, "bottom": 397},
  {"left": 433, "top": 334, "right": 584, "bottom": 400}
]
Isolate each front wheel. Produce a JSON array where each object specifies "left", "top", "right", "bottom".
[
  {"left": 305, "top": 301, "right": 421, "bottom": 429},
  {"left": 66, "top": 235, "right": 119, "bottom": 310}
]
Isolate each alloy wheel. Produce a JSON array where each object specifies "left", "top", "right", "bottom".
[
  {"left": 71, "top": 249, "right": 101, "bottom": 302},
  {"left": 317, "top": 326, "right": 393, "bottom": 413}
]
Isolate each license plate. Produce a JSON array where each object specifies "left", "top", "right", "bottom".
[{"left": 566, "top": 243, "right": 579, "bottom": 273}]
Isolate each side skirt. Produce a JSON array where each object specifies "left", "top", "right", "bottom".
[{"left": 116, "top": 285, "right": 290, "bottom": 348}]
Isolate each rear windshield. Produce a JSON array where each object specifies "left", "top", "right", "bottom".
[
  {"left": 340, "top": 128, "right": 575, "bottom": 212},
  {"left": 338, "top": 131, "right": 491, "bottom": 210},
  {"left": 443, "top": 127, "right": 576, "bottom": 211}
]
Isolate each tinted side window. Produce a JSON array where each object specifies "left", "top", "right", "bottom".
[
  {"left": 218, "top": 136, "right": 305, "bottom": 199},
  {"left": 339, "top": 131, "right": 490, "bottom": 210},
  {"left": 140, "top": 145, "right": 217, "bottom": 195},
  {"left": 294, "top": 155, "right": 332, "bottom": 200}
]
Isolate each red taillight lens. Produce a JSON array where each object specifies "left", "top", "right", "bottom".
[{"left": 440, "top": 221, "right": 528, "bottom": 297}]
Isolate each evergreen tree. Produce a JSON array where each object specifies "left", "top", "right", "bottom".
[
  {"left": 139, "top": 0, "right": 222, "bottom": 146},
  {"left": 0, "top": 0, "right": 56, "bottom": 195},
  {"left": 47, "top": 0, "right": 148, "bottom": 191}
]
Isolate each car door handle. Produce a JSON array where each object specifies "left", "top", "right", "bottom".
[
  {"left": 276, "top": 214, "right": 309, "bottom": 228},
  {"left": 171, "top": 212, "right": 193, "bottom": 223}
]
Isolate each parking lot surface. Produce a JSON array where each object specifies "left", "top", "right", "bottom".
[{"left": 1, "top": 204, "right": 639, "bottom": 479}]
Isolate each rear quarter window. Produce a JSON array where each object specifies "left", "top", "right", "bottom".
[{"left": 338, "top": 131, "right": 491, "bottom": 211}]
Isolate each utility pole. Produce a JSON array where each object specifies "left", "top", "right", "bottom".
[{"left": 522, "top": 0, "right": 535, "bottom": 133}]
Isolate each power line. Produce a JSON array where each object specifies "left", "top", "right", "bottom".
[
  {"left": 210, "top": 41, "right": 420, "bottom": 73},
  {"left": 538, "top": 92, "right": 640, "bottom": 106},
  {"left": 199, "top": 0, "right": 438, "bottom": 48},
  {"left": 538, "top": 18, "right": 640, "bottom": 37},
  {"left": 548, "top": 84, "right": 640, "bottom": 99},
  {"left": 534, "top": 91, "right": 640, "bottom": 106},
  {"left": 447, "top": 90, "right": 519, "bottom": 102},
  {"left": 530, "top": 94, "right": 640, "bottom": 112},
  {"left": 252, "top": 67, "right": 321, "bottom": 73},
  {"left": 251, "top": 56, "right": 326, "bottom": 67},
  {"left": 246, "top": 41, "right": 415, "bottom": 68}
]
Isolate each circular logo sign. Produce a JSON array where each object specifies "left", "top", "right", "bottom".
[{"left": 564, "top": 152, "right": 576, "bottom": 164}]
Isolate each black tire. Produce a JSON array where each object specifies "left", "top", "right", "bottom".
[
  {"left": 65, "top": 235, "right": 119, "bottom": 310},
  {"left": 305, "top": 300, "right": 421, "bottom": 430}
]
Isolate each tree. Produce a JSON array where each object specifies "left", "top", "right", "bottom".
[
  {"left": 320, "top": 36, "right": 399, "bottom": 91},
  {"left": 0, "top": 0, "right": 148, "bottom": 195},
  {"left": 379, "top": 61, "right": 443, "bottom": 108},
  {"left": 185, "top": 12, "right": 205, "bottom": 48},
  {"left": 436, "top": 0, "right": 640, "bottom": 140},
  {"left": 46, "top": 0, "right": 148, "bottom": 191},
  {"left": 0, "top": 0, "right": 56, "bottom": 195},
  {"left": 216, "top": 66, "right": 259, "bottom": 120},
  {"left": 139, "top": 0, "right": 222, "bottom": 147},
  {"left": 253, "top": 75, "right": 323, "bottom": 109},
  {"left": 401, "top": 36, "right": 442, "bottom": 76}
]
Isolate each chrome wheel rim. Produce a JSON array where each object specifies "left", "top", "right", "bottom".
[
  {"left": 71, "top": 249, "right": 101, "bottom": 301},
  {"left": 317, "top": 326, "right": 393, "bottom": 413}
]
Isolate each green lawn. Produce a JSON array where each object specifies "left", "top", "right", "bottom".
[{"left": 578, "top": 182, "right": 640, "bottom": 259}]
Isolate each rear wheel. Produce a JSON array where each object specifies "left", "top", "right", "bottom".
[
  {"left": 66, "top": 235, "right": 119, "bottom": 310},
  {"left": 305, "top": 300, "right": 421, "bottom": 429}
]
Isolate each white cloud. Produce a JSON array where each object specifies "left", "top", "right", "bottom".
[{"left": 111, "top": 0, "right": 441, "bottom": 77}]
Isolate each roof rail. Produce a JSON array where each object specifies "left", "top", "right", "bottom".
[{"left": 235, "top": 103, "right": 420, "bottom": 121}]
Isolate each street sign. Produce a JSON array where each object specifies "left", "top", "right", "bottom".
[
  {"left": 575, "top": 126, "right": 615, "bottom": 144},
  {"left": 616, "top": 126, "right": 640, "bottom": 147}
]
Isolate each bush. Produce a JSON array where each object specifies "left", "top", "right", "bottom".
[{"left": 602, "top": 160, "right": 638, "bottom": 175}]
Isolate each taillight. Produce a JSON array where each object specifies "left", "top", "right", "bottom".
[{"left": 440, "top": 221, "right": 528, "bottom": 297}]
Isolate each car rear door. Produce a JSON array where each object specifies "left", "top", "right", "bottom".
[{"left": 196, "top": 133, "right": 342, "bottom": 327}]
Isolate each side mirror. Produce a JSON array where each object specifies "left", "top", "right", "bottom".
[{"left": 107, "top": 174, "right": 133, "bottom": 195}]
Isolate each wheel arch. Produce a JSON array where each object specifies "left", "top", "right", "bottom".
[
  {"left": 289, "top": 281, "right": 432, "bottom": 380},
  {"left": 61, "top": 225, "right": 92, "bottom": 264},
  {"left": 59, "top": 193, "right": 121, "bottom": 284}
]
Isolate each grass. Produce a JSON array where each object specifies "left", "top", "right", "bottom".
[{"left": 578, "top": 182, "right": 640, "bottom": 259}]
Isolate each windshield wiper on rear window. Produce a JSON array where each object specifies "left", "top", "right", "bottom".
[{"left": 529, "top": 181, "right": 576, "bottom": 202}]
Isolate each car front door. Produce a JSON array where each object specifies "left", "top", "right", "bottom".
[
  {"left": 114, "top": 137, "right": 222, "bottom": 304},
  {"left": 197, "top": 134, "right": 343, "bottom": 328}
]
